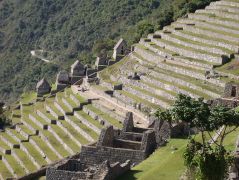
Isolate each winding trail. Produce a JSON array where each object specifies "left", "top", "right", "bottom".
[{"left": 30, "top": 50, "right": 51, "bottom": 63}]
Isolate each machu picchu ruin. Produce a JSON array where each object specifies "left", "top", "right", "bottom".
[{"left": 1, "top": 0, "right": 239, "bottom": 179}]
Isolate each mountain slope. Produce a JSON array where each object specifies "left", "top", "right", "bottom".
[{"left": 0, "top": 0, "right": 214, "bottom": 103}]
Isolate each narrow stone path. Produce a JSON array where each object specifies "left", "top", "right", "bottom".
[{"left": 30, "top": 50, "right": 51, "bottom": 63}]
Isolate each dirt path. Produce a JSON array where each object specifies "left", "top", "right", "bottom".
[{"left": 31, "top": 50, "right": 51, "bottom": 63}]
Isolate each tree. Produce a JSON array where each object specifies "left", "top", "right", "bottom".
[
  {"left": 0, "top": 102, "right": 9, "bottom": 129},
  {"left": 155, "top": 94, "right": 238, "bottom": 179}
]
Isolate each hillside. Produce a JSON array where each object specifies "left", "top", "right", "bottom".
[
  {"left": 0, "top": 0, "right": 214, "bottom": 103},
  {"left": 0, "top": 0, "right": 239, "bottom": 179}
]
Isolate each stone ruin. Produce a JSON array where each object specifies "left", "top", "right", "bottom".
[
  {"left": 70, "top": 60, "right": 86, "bottom": 84},
  {"left": 208, "top": 82, "right": 239, "bottom": 108},
  {"left": 56, "top": 71, "right": 70, "bottom": 91},
  {"left": 45, "top": 112, "right": 164, "bottom": 180},
  {"left": 113, "top": 38, "right": 127, "bottom": 61},
  {"left": 36, "top": 78, "right": 51, "bottom": 97}
]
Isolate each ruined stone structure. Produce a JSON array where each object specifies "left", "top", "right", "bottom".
[
  {"left": 95, "top": 56, "right": 108, "bottom": 71},
  {"left": 208, "top": 82, "right": 239, "bottom": 108},
  {"left": 45, "top": 112, "right": 159, "bottom": 179},
  {"left": 36, "top": 78, "right": 51, "bottom": 96},
  {"left": 70, "top": 60, "right": 86, "bottom": 84},
  {"left": 56, "top": 71, "right": 70, "bottom": 91},
  {"left": 113, "top": 38, "right": 127, "bottom": 61}
]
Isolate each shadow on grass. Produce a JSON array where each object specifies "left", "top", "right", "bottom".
[{"left": 116, "top": 170, "right": 142, "bottom": 180}]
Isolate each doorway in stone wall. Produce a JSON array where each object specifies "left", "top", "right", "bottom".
[{"left": 231, "top": 86, "right": 237, "bottom": 97}]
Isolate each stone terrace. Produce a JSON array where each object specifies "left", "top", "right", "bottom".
[
  {"left": 0, "top": 87, "right": 126, "bottom": 179},
  {"left": 98, "top": 0, "right": 239, "bottom": 114}
]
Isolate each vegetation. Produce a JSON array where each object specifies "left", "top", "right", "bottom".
[
  {"left": 155, "top": 94, "right": 239, "bottom": 180},
  {"left": 0, "top": 0, "right": 216, "bottom": 104}
]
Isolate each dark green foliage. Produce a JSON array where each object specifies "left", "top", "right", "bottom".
[
  {"left": 0, "top": 102, "right": 10, "bottom": 128},
  {"left": 0, "top": 0, "right": 215, "bottom": 103},
  {"left": 156, "top": 94, "right": 239, "bottom": 179}
]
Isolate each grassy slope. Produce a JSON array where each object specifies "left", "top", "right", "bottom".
[{"left": 120, "top": 128, "right": 239, "bottom": 180}]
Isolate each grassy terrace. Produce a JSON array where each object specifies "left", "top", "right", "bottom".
[
  {"left": 0, "top": 160, "right": 12, "bottom": 179},
  {"left": 50, "top": 124, "right": 79, "bottom": 152},
  {"left": 0, "top": 138, "right": 10, "bottom": 150},
  {"left": 129, "top": 84, "right": 173, "bottom": 105},
  {"left": 181, "top": 29, "right": 239, "bottom": 46},
  {"left": 138, "top": 43, "right": 216, "bottom": 67},
  {"left": 118, "top": 90, "right": 159, "bottom": 110},
  {"left": 59, "top": 119, "right": 89, "bottom": 144},
  {"left": 85, "top": 104, "right": 122, "bottom": 128},
  {"left": 195, "top": 12, "right": 239, "bottom": 24},
  {"left": 151, "top": 35, "right": 222, "bottom": 58},
  {"left": 66, "top": 115, "right": 99, "bottom": 140},
  {"left": 1, "top": 133, "right": 19, "bottom": 145},
  {"left": 14, "top": 149, "right": 37, "bottom": 172},
  {"left": 30, "top": 136, "right": 59, "bottom": 161},
  {"left": 5, "top": 154, "right": 25, "bottom": 177},
  {"left": 133, "top": 52, "right": 224, "bottom": 95},
  {"left": 216, "top": 58, "right": 239, "bottom": 76},
  {"left": 168, "top": 33, "right": 234, "bottom": 54},
  {"left": 75, "top": 110, "right": 104, "bottom": 130}
]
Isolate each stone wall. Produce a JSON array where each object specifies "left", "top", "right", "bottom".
[{"left": 79, "top": 145, "right": 146, "bottom": 166}]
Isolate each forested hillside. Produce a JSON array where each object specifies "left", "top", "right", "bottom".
[{"left": 0, "top": 0, "right": 214, "bottom": 103}]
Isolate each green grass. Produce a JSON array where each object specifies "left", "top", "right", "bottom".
[
  {"left": 75, "top": 110, "right": 104, "bottom": 129},
  {"left": 216, "top": 58, "right": 239, "bottom": 76},
  {"left": 120, "top": 128, "right": 239, "bottom": 180},
  {"left": 20, "top": 92, "right": 37, "bottom": 105},
  {"left": 66, "top": 115, "right": 99, "bottom": 140},
  {"left": 14, "top": 149, "right": 37, "bottom": 172},
  {"left": 31, "top": 136, "right": 59, "bottom": 161},
  {"left": 5, "top": 154, "right": 25, "bottom": 177},
  {"left": 0, "top": 160, "right": 12, "bottom": 179},
  {"left": 23, "top": 142, "right": 47, "bottom": 166},
  {"left": 119, "top": 139, "right": 187, "bottom": 180},
  {"left": 86, "top": 104, "right": 122, "bottom": 128},
  {"left": 60, "top": 119, "right": 89, "bottom": 144}
]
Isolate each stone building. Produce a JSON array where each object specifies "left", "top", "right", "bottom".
[
  {"left": 36, "top": 78, "right": 51, "bottom": 96},
  {"left": 56, "top": 71, "right": 70, "bottom": 91},
  {"left": 70, "top": 60, "right": 86, "bottom": 84},
  {"left": 224, "top": 82, "right": 239, "bottom": 98},
  {"left": 45, "top": 112, "right": 160, "bottom": 180},
  {"left": 113, "top": 38, "right": 127, "bottom": 61},
  {"left": 208, "top": 82, "right": 239, "bottom": 108},
  {"left": 95, "top": 56, "right": 108, "bottom": 71}
]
